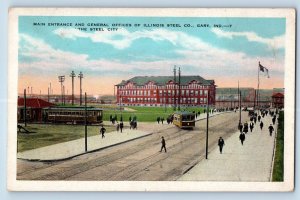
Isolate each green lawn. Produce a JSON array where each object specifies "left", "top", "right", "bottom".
[
  {"left": 17, "top": 124, "right": 115, "bottom": 152},
  {"left": 102, "top": 106, "right": 207, "bottom": 122},
  {"left": 272, "top": 111, "right": 284, "bottom": 181}
]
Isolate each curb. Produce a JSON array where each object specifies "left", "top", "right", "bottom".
[{"left": 17, "top": 133, "right": 153, "bottom": 162}]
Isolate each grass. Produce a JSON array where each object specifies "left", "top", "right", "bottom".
[
  {"left": 17, "top": 124, "right": 115, "bottom": 152},
  {"left": 102, "top": 106, "right": 207, "bottom": 122},
  {"left": 272, "top": 111, "right": 284, "bottom": 181}
]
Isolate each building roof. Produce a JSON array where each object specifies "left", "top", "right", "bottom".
[
  {"left": 45, "top": 106, "right": 103, "bottom": 111},
  {"left": 272, "top": 93, "right": 284, "bottom": 98},
  {"left": 18, "top": 97, "right": 55, "bottom": 108},
  {"left": 116, "top": 76, "right": 214, "bottom": 86}
]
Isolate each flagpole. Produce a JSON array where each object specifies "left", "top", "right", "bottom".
[{"left": 257, "top": 61, "right": 260, "bottom": 110}]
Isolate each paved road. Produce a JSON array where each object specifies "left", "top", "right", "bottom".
[{"left": 17, "top": 111, "right": 247, "bottom": 181}]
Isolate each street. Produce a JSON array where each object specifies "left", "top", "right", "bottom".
[{"left": 17, "top": 111, "right": 247, "bottom": 181}]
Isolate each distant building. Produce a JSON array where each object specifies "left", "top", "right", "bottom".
[
  {"left": 215, "top": 88, "right": 256, "bottom": 108},
  {"left": 115, "top": 76, "right": 216, "bottom": 107},
  {"left": 18, "top": 97, "right": 54, "bottom": 122},
  {"left": 272, "top": 93, "right": 284, "bottom": 108}
]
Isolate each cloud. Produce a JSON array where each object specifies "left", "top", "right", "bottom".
[
  {"left": 53, "top": 28, "right": 210, "bottom": 50},
  {"left": 211, "top": 28, "right": 285, "bottom": 50},
  {"left": 19, "top": 31, "right": 284, "bottom": 88}
]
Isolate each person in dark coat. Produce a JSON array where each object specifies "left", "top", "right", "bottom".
[
  {"left": 260, "top": 121, "right": 264, "bottom": 130},
  {"left": 243, "top": 122, "right": 249, "bottom": 134},
  {"left": 120, "top": 121, "right": 124, "bottom": 133},
  {"left": 258, "top": 115, "right": 261, "bottom": 122},
  {"left": 272, "top": 116, "right": 276, "bottom": 125},
  {"left": 161, "top": 117, "right": 164, "bottom": 124},
  {"left": 238, "top": 122, "right": 243, "bottom": 133},
  {"left": 116, "top": 122, "right": 120, "bottom": 132},
  {"left": 218, "top": 137, "right": 225, "bottom": 154},
  {"left": 250, "top": 122, "right": 254, "bottom": 132},
  {"left": 160, "top": 136, "right": 167, "bottom": 153},
  {"left": 100, "top": 125, "right": 106, "bottom": 139},
  {"left": 239, "top": 132, "right": 246, "bottom": 145},
  {"left": 157, "top": 116, "right": 160, "bottom": 124},
  {"left": 254, "top": 116, "right": 257, "bottom": 124},
  {"left": 268, "top": 124, "right": 274, "bottom": 136}
]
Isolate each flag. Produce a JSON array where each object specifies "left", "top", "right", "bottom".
[{"left": 259, "top": 62, "right": 270, "bottom": 78}]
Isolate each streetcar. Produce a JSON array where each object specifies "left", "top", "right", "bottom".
[
  {"left": 42, "top": 106, "right": 103, "bottom": 124},
  {"left": 173, "top": 111, "right": 195, "bottom": 129}
]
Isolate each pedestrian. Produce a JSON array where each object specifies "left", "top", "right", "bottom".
[
  {"left": 239, "top": 132, "right": 246, "bottom": 145},
  {"left": 100, "top": 125, "right": 106, "bottom": 139},
  {"left": 268, "top": 124, "right": 274, "bottom": 136},
  {"left": 254, "top": 116, "right": 257, "bottom": 124},
  {"left": 157, "top": 116, "right": 160, "bottom": 124},
  {"left": 238, "top": 122, "right": 243, "bottom": 133},
  {"left": 260, "top": 121, "right": 264, "bottom": 130},
  {"left": 116, "top": 122, "right": 120, "bottom": 132},
  {"left": 161, "top": 117, "right": 164, "bottom": 124},
  {"left": 120, "top": 121, "right": 124, "bottom": 133},
  {"left": 160, "top": 136, "right": 167, "bottom": 153},
  {"left": 243, "top": 121, "right": 249, "bottom": 134},
  {"left": 258, "top": 115, "right": 261, "bottom": 122},
  {"left": 218, "top": 137, "right": 225, "bottom": 154},
  {"left": 250, "top": 122, "right": 254, "bottom": 132},
  {"left": 272, "top": 116, "right": 276, "bottom": 125}
]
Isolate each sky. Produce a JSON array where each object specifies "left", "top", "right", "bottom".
[{"left": 18, "top": 16, "right": 286, "bottom": 96}]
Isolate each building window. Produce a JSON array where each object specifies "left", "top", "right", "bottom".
[{"left": 195, "top": 90, "right": 198, "bottom": 95}]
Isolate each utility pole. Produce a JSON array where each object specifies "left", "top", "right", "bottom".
[
  {"left": 173, "top": 66, "right": 177, "bottom": 111},
  {"left": 239, "top": 91, "right": 242, "bottom": 126},
  {"left": 178, "top": 67, "right": 181, "bottom": 111},
  {"left": 48, "top": 87, "right": 50, "bottom": 102},
  {"left": 70, "top": 70, "right": 76, "bottom": 105},
  {"left": 58, "top": 75, "right": 65, "bottom": 105},
  {"left": 24, "top": 89, "right": 27, "bottom": 127},
  {"left": 78, "top": 72, "right": 83, "bottom": 106},
  {"left": 85, "top": 92, "right": 87, "bottom": 152},
  {"left": 63, "top": 85, "right": 66, "bottom": 105},
  {"left": 205, "top": 90, "right": 209, "bottom": 159}
]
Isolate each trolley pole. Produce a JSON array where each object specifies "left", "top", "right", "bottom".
[
  {"left": 205, "top": 90, "right": 209, "bottom": 159},
  {"left": 85, "top": 92, "right": 87, "bottom": 152}
]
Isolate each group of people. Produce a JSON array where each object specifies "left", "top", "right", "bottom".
[{"left": 217, "top": 109, "right": 278, "bottom": 154}]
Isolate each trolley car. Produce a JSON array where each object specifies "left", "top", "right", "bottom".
[
  {"left": 173, "top": 111, "right": 195, "bottom": 129},
  {"left": 42, "top": 106, "right": 103, "bottom": 124}
]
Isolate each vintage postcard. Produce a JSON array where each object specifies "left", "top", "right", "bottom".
[{"left": 7, "top": 8, "right": 295, "bottom": 191}]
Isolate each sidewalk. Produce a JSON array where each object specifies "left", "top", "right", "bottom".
[
  {"left": 179, "top": 114, "right": 277, "bottom": 182},
  {"left": 17, "top": 129, "right": 152, "bottom": 161}
]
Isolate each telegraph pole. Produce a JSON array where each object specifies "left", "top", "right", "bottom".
[
  {"left": 78, "top": 72, "right": 83, "bottom": 106},
  {"left": 85, "top": 92, "right": 87, "bottom": 152},
  {"left": 239, "top": 91, "right": 242, "bottom": 125},
  {"left": 48, "top": 87, "right": 50, "bottom": 102},
  {"left": 58, "top": 75, "right": 65, "bottom": 105},
  {"left": 24, "top": 89, "right": 27, "bottom": 127},
  {"left": 173, "top": 66, "right": 177, "bottom": 111},
  {"left": 70, "top": 71, "right": 76, "bottom": 105},
  {"left": 205, "top": 90, "right": 209, "bottom": 159},
  {"left": 178, "top": 67, "right": 181, "bottom": 111}
]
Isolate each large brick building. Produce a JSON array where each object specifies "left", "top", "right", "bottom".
[{"left": 115, "top": 76, "right": 216, "bottom": 107}]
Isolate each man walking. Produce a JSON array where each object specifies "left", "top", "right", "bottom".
[
  {"left": 100, "top": 125, "right": 106, "bottom": 139},
  {"left": 268, "top": 124, "right": 274, "bottom": 136},
  {"left": 239, "top": 132, "right": 246, "bottom": 145},
  {"left": 160, "top": 136, "right": 167, "bottom": 153},
  {"left": 250, "top": 122, "right": 254, "bottom": 132},
  {"left": 120, "top": 121, "right": 124, "bottom": 133},
  {"left": 218, "top": 137, "right": 225, "bottom": 154},
  {"left": 260, "top": 121, "right": 264, "bottom": 130}
]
